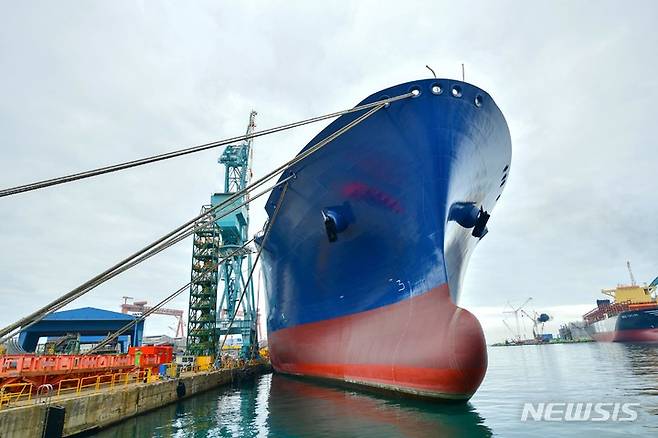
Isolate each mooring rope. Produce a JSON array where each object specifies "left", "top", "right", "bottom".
[
  {"left": 217, "top": 181, "right": 289, "bottom": 359},
  {"left": 84, "top": 237, "right": 257, "bottom": 355},
  {"left": 0, "top": 174, "right": 293, "bottom": 343},
  {"left": 0, "top": 93, "right": 413, "bottom": 198},
  {"left": 0, "top": 99, "right": 391, "bottom": 342}
]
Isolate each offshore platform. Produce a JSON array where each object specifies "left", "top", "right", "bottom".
[{"left": 186, "top": 112, "right": 260, "bottom": 361}]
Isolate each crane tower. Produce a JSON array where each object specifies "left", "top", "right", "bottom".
[{"left": 186, "top": 111, "right": 259, "bottom": 359}]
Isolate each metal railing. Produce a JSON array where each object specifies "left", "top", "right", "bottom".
[
  {"left": 66, "top": 369, "right": 150, "bottom": 396},
  {"left": 0, "top": 383, "right": 32, "bottom": 409},
  {"left": 0, "top": 369, "right": 152, "bottom": 410},
  {"left": 0, "top": 358, "right": 266, "bottom": 411}
]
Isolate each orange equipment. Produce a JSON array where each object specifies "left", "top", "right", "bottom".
[
  {"left": 128, "top": 346, "right": 173, "bottom": 374},
  {"left": 0, "top": 346, "right": 173, "bottom": 389}
]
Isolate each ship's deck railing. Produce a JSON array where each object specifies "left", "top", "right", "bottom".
[
  {"left": 584, "top": 300, "right": 633, "bottom": 323},
  {"left": 584, "top": 299, "right": 658, "bottom": 323}
]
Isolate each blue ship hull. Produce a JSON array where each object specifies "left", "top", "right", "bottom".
[
  {"left": 586, "top": 308, "right": 658, "bottom": 342},
  {"left": 260, "top": 78, "right": 511, "bottom": 399}
]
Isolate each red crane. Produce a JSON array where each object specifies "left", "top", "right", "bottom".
[{"left": 121, "top": 297, "right": 185, "bottom": 338}]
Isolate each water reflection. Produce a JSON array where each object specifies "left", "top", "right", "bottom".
[
  {"left": 621, "top": 343, "right": 658, "bottom": 376},
  {"left": 267, "top": 374, "right": 491, "bottom": 438},
  {"left": 617, "top": 344, "right": 658, "bottom": 409},
  {"left": 89, "top": 344, "right": 658, "bottom": 437},
  {"left": 91, "top": 373, "right": 490, "bottom": 437}
]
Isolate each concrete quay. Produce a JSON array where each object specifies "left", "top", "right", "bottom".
[{"left": 0, "top": 363, "right": 271, "bottom": 437}]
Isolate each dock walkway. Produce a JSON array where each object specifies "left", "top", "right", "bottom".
[{"left": 0, "top": 363, "right": 271, "bottom": 437}]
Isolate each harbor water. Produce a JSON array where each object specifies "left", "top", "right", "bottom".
[{"left": 91, "top": 343, "right": 658, "bottom": 437}]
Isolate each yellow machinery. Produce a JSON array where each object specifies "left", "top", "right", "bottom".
[
  {"left": 196, "top": 356, "right": 212, "bottom": 371},
  {"left": 603, "top": 285, "right": 656, "bottom": 304},
  {"left": 602, "top": 261, "right": 657, "bottom": 305}
]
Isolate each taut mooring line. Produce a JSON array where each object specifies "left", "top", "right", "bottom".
[
  {"left": 218, "top": 182, "right": 289, "bottom": 359},
  {"left": 0, "top": 93, "right": 413, "bottom": 198},
  {"left": 84, "top": 237, "right": 256, "bottom": 355},
  {"left": 0, "top": 100, "right": 390, "bottom": 342}
]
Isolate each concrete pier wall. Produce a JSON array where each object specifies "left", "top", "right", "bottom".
[{"left": 0, "top": 364, "right": 270, "bottom": 437}]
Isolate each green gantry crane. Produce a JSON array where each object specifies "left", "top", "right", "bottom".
[{"left": 187, "top": 111, "right": 259, "bottom": 360}]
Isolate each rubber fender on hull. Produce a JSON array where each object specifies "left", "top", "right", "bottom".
[{"left": 176, "top": 380, "right": 186, "bottom": 398}]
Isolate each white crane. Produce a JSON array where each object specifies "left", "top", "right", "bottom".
[
  {"left": 503, "top": 297, "right": 533, "bottom": 342},
  {"left": 520, "top": 309, "right": 553, "bottom": 339},
  {"left": 502, "top": 319, "right": 517, "bottom": 341},
  {"left": 627, "top": 260, "right": 637, "bottom": 286}
]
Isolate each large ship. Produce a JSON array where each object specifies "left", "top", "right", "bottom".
[
  {"left": 584, "top": 270, "right": 658, "bottom": 343},
  {"left": 259, "top": 78, "right": 512, "bottom": 400}
]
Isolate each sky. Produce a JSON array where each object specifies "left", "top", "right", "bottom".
[{"left": 1, "top": 1, "right": 657, "bottom": 344}]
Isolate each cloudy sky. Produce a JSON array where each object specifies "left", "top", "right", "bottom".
[{"left": 1, "top": 1, "right": 657, "bottom": 343}]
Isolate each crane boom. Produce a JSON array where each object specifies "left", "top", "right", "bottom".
[
  {"left": 627, "top": 260, "right": 637, "bottom": 286},
  {"left": 502, "top": 297, "right": 533, "bottom": 341},
  {"left": 121, "top": 298, "right": 185, "bottom": 337}
]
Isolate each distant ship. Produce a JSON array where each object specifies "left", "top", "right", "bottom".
[
  {"left": 584, "top": 266, "right": 658, "bottom": 343},
  {"left": 259, "top": 78, "right": 512, "bottom": 400}
]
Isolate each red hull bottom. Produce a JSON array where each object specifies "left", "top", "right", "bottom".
[
  {"left": 268, "top": 284, "right": 487, "bottom": 400},
  {"left": 591, "top": 328, "right": 658, "bottom": 343}
]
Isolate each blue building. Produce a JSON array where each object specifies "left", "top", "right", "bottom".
[{"left": 18, "top": 307, "right": 143, "bottom": 353}]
